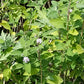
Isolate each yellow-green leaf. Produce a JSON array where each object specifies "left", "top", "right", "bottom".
[
  {"left": 68, "top": 29, "right": 79, "bottom": 36},
  {"left": 73, "top": 44, "right": 84, "bottom": 54},
  {"left": 46, "top": 75, "right": 63, "bottom": 84},
  {"left": 31, "top": 25, "right": 39, "bottom": 29},
  {"left": 73, "top": 14, "right": 82, "bottom": 21},
  {"left": 11, "top": 32, "right": 16, "bottom": 36},
  {"left": 50, "top": 18, "right": 64, "bottom": 29},
  {"left": 0, "top": 20, "right": 11, "bottom": 30},
  {"left": 50, "top": 31, "right": 59, "bottom": 36},
  {"left": 3, "top": 69, "right": 11, "bottom": 81},
  {"left": 0, "top": 39, "right": 4, "bottom": 43}
]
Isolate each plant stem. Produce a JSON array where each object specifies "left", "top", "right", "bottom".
[
  {"left": 64, "top": 71, "right": 66, "bottom": 84},
  {"left": 28, "top": 77, "right": 31, "bottom": 84},
  {"left": 80, "top": 20, "right": 84, "bottom": 45},
  {"left": 67, "top": 0, "right": 71, "bottom": 40},
  {"left": 37, "top": 50, "right": 42, "bottom": 84},
  {"left": 57, "top": 5, "right": 61, "bottom": 40}
]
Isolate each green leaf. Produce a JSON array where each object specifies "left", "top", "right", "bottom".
[
  {"left": 47, "top": 80, "right": 55, "bottom": 84},
  {"left": 0, "top": 39, "right": 4, "bottom": 43},
  {"left": 21, "top": 0, "right": 28, "bottom": 4},
  {"left": 0, "top": 20, "right": 11, "bottom": 30},
  {"left": 9, "top": 14, "right": 14, "bottom": 24},
  {"left": 73, "top": 44, "right": 84, "bottom": 54},
  {"left": 55, "top": 42, "right": 65, "bottom": 50},
  {"left": 27, "top": 2, "right": 40, "bottom": 6},
  {"left": 50, "top": 18, "right": 65, "bottom": 29},
  {"left": 73, "top": 14, "right": 82, "bottom": 21},
  {"left": 67, "top": 48, "right": 74, "bottom": 56},
  {"left": 11, "top": 50, "right": 22, "bottom": 56},
  {"left": 68, "top": 29, "right": 79, "bottom": 36},
  {"left": 0, "top": 50, "right": 13, "bottom": 61},
  {"left": 76, "top": 2, "right": 84, "bottom": 9},
  {"left": 46, "top": 75, "right": 63, "bottom": 84},
  {"left": 19, "top": 37, "right": 26, "bottom": 48},
  {"left": 23, "top": 50, "right": 28, "bottom": 56},
  {"left": 71, "top": 62, "right": 76, "bottom": 69},
  {"left": 31, "top": 68, "right": 40, "bottom": 75},
  {"left": 3, "top": 69, "right": 11, "bottom": 81},
  {"left": 13, "top": 42, "right": 22, "bottom": 50},
  {"left": 41, "top": 51, "right": 54, "bottom": 59},
  {"left": 31, "top": 25, "right": 39, "bottom": 29},
  {"left": 13, "top": 63, "right": 23, "bottom": 70},
  {"left": 50, "top": 31, "right": 59, "bottom": 36},
  {"left": 24, "top": 63, "right": 31, "bottom": 74}
]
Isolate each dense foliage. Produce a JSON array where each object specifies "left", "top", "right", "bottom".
[{"left": 0, "top": 0, "right": 84, "bottom": 84}]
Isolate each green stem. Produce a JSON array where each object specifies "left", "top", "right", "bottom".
[
  {"left": 64, "top": 71, "right": 66, "bottom": 84},
  {"left": 28, "top": 77, "right": 31, "bottom": 84},
  {"left": 57, "top": 5, "right": 61, "bottom": 40}
]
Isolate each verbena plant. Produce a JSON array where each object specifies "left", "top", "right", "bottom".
[{"left": 0, "top": 0, "right": 84, "bottom": 84}]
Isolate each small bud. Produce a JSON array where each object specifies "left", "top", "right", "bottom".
[
  {"left": 23, "top": 57, "right": 29, "bottom": 63},
  {"left": 69, "top": 9, "right": 73, "bottom": 13},
  {"left": 36, "top": 38, "right": 42, "bottom": 44}
]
